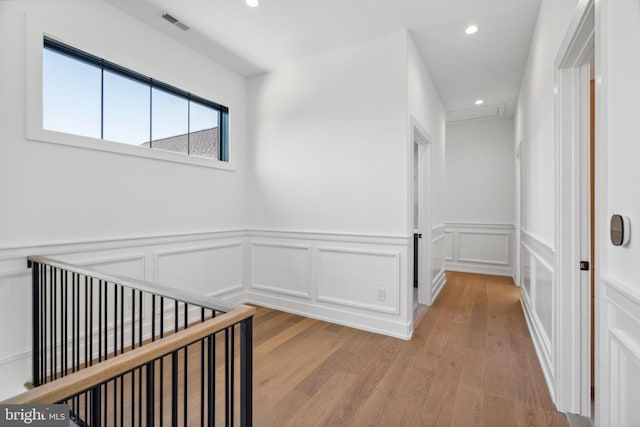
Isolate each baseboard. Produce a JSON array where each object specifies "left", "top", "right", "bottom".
[
  {"left": 431, "top": 269, "right": 446, "bottom": 302},
  {"left": 243, "top": 291, "right": 413, "bottom": 340},
  {"left": 446, "top": 261, "right": 514, "bottom": 277},
  {"left": 520, "top": 294, "right": 556, "bottom": 403}
]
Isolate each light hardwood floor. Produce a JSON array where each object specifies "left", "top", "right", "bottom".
[{"left": 251, "top": 271, "right": 568, "bottom": 427}]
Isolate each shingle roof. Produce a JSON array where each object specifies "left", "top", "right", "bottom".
[{"left": 141, "top": 128, "right": 218, "bottom": 159}]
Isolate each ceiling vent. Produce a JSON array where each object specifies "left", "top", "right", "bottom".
[
  {"left": 446, "top": 103, "right": 506, "bottom": 123},
  {"left": 162, "top": 13, "right": 190, "bottom": 31}
]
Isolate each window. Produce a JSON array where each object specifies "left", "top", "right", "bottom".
[{"left": 42, "top": 37, "right": 229, "bottom": 162}]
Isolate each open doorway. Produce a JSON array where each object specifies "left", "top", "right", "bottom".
[{"left": 411, "top": 118, "right": 432, "bottom": 321}]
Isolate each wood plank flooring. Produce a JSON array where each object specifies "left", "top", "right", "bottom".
[{"left": 252, "top": 272, "right": 567, "bottom": 427}]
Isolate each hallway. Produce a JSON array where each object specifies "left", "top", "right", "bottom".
[{"left": 252, "top": 272, "right": 566, "bottom": 426}]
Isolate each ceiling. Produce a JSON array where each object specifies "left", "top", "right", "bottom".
[{"left": 106, "top": 0, "right": 541, "bottom": 117}]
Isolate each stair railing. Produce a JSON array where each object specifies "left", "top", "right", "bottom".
[{"left": 7, "top": 255, "right": 254, "bottom": 426}]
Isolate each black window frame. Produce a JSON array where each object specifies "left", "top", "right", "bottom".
[{"left": 43, "top": 37, "right": 229, "bottom": 162}]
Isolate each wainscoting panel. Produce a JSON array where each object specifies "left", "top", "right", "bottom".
[
  {"left": 0, "top": 229, "right": 246, "bottom": 401},
  {"left": 458, "top": 232, "right": 509, "bottom": 265},
  {"left": 0, "top": 269, "right": 32, "bottom": 375},
  {"left": 521, "top": 244, "right": 532, "bottom": 299},
  {"left": 602, "top": 277, "right": 640, "bottom": 427},
  {"left": 519, "top": 230, "right": 556, "bottom": 402},
  {"left": 317, "top": 247, "right": 399, "bottom": 314},
  {"left": 444, "top": 231, "right": 454, "bottom": 262},
  {"left": 246, "top": 229, "right": 412, "bottom": 339},
  {"left": 251, "top": 242, "right": 311, "bottom": 298},
  {"left": 445, "top": 222, "right": 514, "bottom": 277},
  {"left": 533, "top": 255, "right": 554, "bottom": 342},
  {"left": 156, "top": 243, "right": 244, "bottom": 297},
  {"left": 78, "top": 254, "right": 146, "bottom": 280},
  {"left": 431, "top": 225, "right": 447, "bottom": 301}
]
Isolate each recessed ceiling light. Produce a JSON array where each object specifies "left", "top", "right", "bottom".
[
  {"left": 246, "top": 0, "right": 260, "bottom": 7},
  {"left": 465, "top": 25, "right": 478, "bottom": 35},
  {"left": 475, "top": 99, "right": 484, "bottom": 105}
]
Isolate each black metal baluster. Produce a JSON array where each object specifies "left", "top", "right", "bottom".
[
  {"left": 103, "top": 280, "right": 108, "bottom": 361},
  {"left": 138, "top": 290, "right": 143, "bottom": 347},
  {"left": 113, "top": 362, "right": 116, "bottom": 425},
  {"left": 89, "top": 278, "right": 93, "bottom": 367},
  {"left": 53, "top": 268, "right": 62, "bottom": 380},
  {"left": 175, "top": 301, "right": 179, "bottom": 333},
  {"left": 152, "top": 295, "right": 156, "bottom": 342},
  {"left": 120, "top": 374, "right": 124, "bottom": 427},
  {"left": 146, "top": 361, "right": 155, "bottom": 427},
  {"left": 75, "top": 273, "right": 80, "bottom": 375},
  {"left": 131, "top": 370, "right": 135, "bottom": 426},
  {"left": 173, "top": 301, "right": 179, "bottom": 427},
  {"left": 230, "top": 326, "right": 235, "bottom": 427},
  {"left": 241, "top": 318, "right": 253, "bottom": 427},
  {"left": 185, "top": 303, "right": 189, "bottom": 329},
  {"left": 40, "top": 264, "right": 45, "bottom": 385},
  {"left": 84, "top": 276, "right": 88, "bottom": 369},
  {"left": 131, "top": 289, "right": 136, "bottom": 426},
  {"left": 201, "top": 308, "right": 205, "bottom": 427},
  {"left": 60, "top": 270, "right": 64, "bottom": 377},
  {"left": 138, "top": 366, "right": 142, "bottom": 427},
  {"left": 114, "top": 283, "right": 118, "bottom": 357},
  {"left": 72, "top": 272, "right": 76, "bottom": 373},
  {"left": 120, "top": 286, "right": 124, "bottom": 355},
  {"left": 102, "top": 382, "right": 106, "bottom": 427},
  {"left": 184, "top": 304, "right": 188, "bottom": 427},
  {"left": 225, "top": 328, "right": 230, "bottom": 427},
  {"left": 62, "top": 270, "right": 67, "bottom": 376},
  {"left": 172, "top": 351, "right": 178, "bottom": 427},
  {"left": 49, "top": 267, "right": 56, "bottom": 380},
  {"left": 98, "top": 280, "right": 103, "bottom": 363},
  {"left": 160, "top": 297, "right": 164, "bottom": 427},
  {"left": 207, "top": 334, "right": 215, "bottom": 427},
  {"left": 138, "top": 291, "right": 143, "bottom": 426},
  {"left": 31, "top": 261, "right": 40, "bottom": 386},
  {"left": 132, "top": 289, "right": 136, "bottom": 350},
  {"left": 90, "top": 385, "right": 101, "bottom": 427}
]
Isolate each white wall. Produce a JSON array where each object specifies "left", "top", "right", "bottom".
[
  {"left": 406, "top": 35, "right": 447, "bottom": 300},
  {"left": 514, "top": 0, "right": 581, "bottom": 408},
  {"left": 248, "top": 32, "right": 407, "bottom": 235},
  {"left": 0, "top": 0, "right": 248, "bottom": 400},
  {"left": 446, "top": 118, "right": 515, "bottom": 224},
  {"left": 516, "top": 0, "right": 580, "bottom": 247},
  {"left": 0, "top": 0, "right": 248, "bottom": 248},
  {"left": 246, "top": 31, "right": 446, "bottom": 337},
  {"left": 444, "top": 118, "right": 515, "bottom": 277},
  {"left": 597, "top": 0, "right": 640, "bottom": 425}
]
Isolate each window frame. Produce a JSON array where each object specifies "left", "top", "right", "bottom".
[{"left": 27, "top": 15, "right": 234, "bottom": 170}]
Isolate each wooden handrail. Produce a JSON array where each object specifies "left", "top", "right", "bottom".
[
  {"left": 3, "top": 305, "right": 255, "bottom": 405},
  {"left": 28, "top": 255, "right": 239, "bottom": 313}
]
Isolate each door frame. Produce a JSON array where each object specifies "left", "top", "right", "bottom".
[
  {"left": 553, "top": 0, "right": 595, "bottom": 416},
  {"left": 410, "top": 116, "right": 433, "bottom": 307}
]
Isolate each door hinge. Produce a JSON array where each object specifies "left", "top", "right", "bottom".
[{"left": 580, "top": 261, "right": 590, "bottom": 271}]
